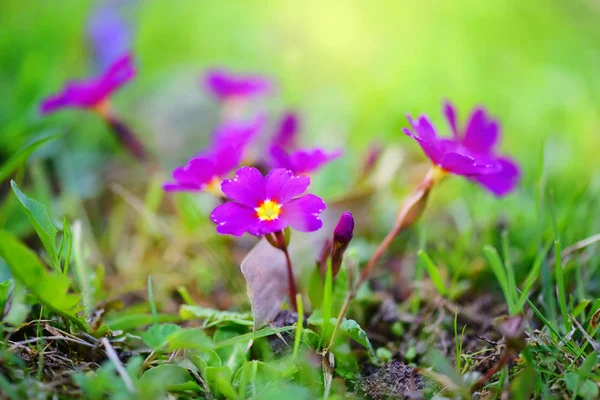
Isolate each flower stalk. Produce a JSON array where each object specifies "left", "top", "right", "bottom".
[
  {"left": 270, "top": 230, "right": 298, "bottom": 312},
  {"left": 357, "top": 167, "right": 440, "bottom": 287}
]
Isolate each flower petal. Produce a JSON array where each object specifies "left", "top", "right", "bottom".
[
  {"left": 264, "top": 168, "right": 310, "bottom": 204},
  {"left": 287, "top": 148, "right": 342, "bottom": 175},
  {"left": 271, "top": 112, "right": 299, "bottom": 150},
  {"left": 403, "top": 129, "right": 444, "bottom": 165},
  {"left": 100, "top": 53, "right": 135, "bottom": 97},
  {"left": 247, "top": 219, "right": 288, "bottom": 236},
  {"left": 407, "top": 115, "right": 438, "bottom": 142},
  {"left": 221, "top": 166, "right": 265, "bottom": 207},
  {"left": 281, "top": 194, "right": 326, "bottom": 232},
  {"left": 439, "top": 152, "right": 501, "bottom": 176},
  {"left": 270, "top": 146, "right": 293, "bottom": 170},
  {"left": 202, "top": 68, "right": 272, "bottom": 100},
  {"left": 462, "top": 108, "right": 500, "bottom": 154},
  {"left": 211, "top": 144, "right": 244, "bottom": 176},
  {"left": 471, "top": 156, "right": 520, "bottom": 197},
  {"left": 443, "top": 101, "right": 459, "bottom": 139},
  {"left": 211, "top": 202, "right": 258, "bottom": 236}
]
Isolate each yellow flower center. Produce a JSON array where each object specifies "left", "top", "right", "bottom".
[
  {"left": 432, "top": 165, "right": 450, "bottom": 183},
  {"left": 204, "top": 176, "right": 223, "bottom": 196},
  {"left": 255, "top": 199, "right": 282, "bottom": 221}
]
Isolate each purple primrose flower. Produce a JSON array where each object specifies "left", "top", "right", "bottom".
[
  {"left": 40, "top": 53, "right": 135, "bottom": 115},
  {"left": 212, "top": 114, "right": 266, "bottom": 152},
  {"left": 270, "top": 146, "right": 342, "bottom": 176},
  {"left": 211, "top": 167, "right": 326, "bottom": 236},
  {"left": 202, "top": 68, "right": 272, "bottom": 101},
  {"left": 163, "top": 144, "right": 243, "bottom": 195},
  {"left": 402, "top": 101, "right": 520, "bottom": 196},
  {"left": 271, "top": 112, "right": 300, "bottom": 151}
]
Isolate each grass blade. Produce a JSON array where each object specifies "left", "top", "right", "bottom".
[
  {"left": 483, "top": 245, "right": 513, "bottom": 314},
  {"left": 417, "top": 250, "right": 447, "bottom": 296}
]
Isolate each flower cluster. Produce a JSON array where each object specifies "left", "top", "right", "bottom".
[{"left": 164, "top": 69, "right": 341, "bottom": 238}]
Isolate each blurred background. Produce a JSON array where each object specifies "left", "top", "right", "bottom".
[{"left": 1, "top": 0, "right": 599, "bottom": 309}]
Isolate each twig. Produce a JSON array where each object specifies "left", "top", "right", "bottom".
[
  {"left": 101, "top": 338, "right": 136, "bottom": 393},
  {"left": 9, "top": 336, "right": 96, "bottom": 349}
]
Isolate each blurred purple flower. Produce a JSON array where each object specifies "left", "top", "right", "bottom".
[
  {"left": 271, "top": 112, "right": 299, "bottom": 151},
  {"left": 163, "top": 144, "right": 243, "bottom": 195},
  {"left": 40, "top": 53, "right": 135, "bottom": 115},
  {"left": 402, "top": 102, "right": 520, "bottom": 196},
  {"left": 87, "top": 3, "right": 131, "bottom": 69},
  {"left": 202, "top": 68, "right": 272, "bottom": 101},
  {"left": 211, "top": 167, "right": 326, "bottom": 236},
  {"left": 270, "top": 146, "right": 342, "bottom": 176},
  {"left": 211, "top": 114, "right": 266, "bottom": 153}
]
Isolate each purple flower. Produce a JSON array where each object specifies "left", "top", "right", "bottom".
[
  {"left": 271, "top": 112, "right": 299, "bottom": 151},
  {"left": 163, "top": 144, "right": 242, "bottom": 195},
  {"left": 40, "top": 53, "right": 135, "bottom": 115},
  {"left": 402, "top": 102, "right": 520, "bottom": 196},
  {"left": 87, "top": 4, "right": 131, "bottom": 69},
  {"left": 211, "top": 167, "right": 326, "bottom": 236},
  {"left": 212, "top": 114, "right": 266, "bottom": 153},
  {"left": 270, "top": 147, "right": 342, "bottom": 176},
  {"left": 202, "top": 68, "right": 272, "bottom": 101}
]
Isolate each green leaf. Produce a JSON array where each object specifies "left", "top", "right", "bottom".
[
  {"left": 418, "top": 250, "right": 447, "bottom": 296},
  {"left": 188, "top": 350, "right": 222, "bottom": 375},
  {"left": 140, "top": 323, "right": 182, "bottom": 350},
  {"left": 139, "top": 364, "right": 200, "bottom": 393},
  {"left": 204, "top": 366, "right": 238, "bottom": 399},
  {"left": 0, "top": 231, "right": 85, "bottom": 330},
  {"left": 104, "top": 313, "right": 179, "bottom": 331},
  {"left": 307, "top": 312, "right": 373, "bottom": 355},
  {"left": 0, "top": 134, "right": 60, "bottom": 183},
  {"left": 509, "top": 364, "right": 537, "bottom": 400},
  {"left": 179, "top": 305, "right": 253, "bottom": 327},
  {"left": 166, "top": 328, "right": 213, "bottom": 350},
  {"left": 213, "top": 326, "right": 294, "bottom": 350},
  {"left": 3, "top": 281, "right": 29, "bottom": 326},
  {"left": 10, "top": 181, "right": 60, "bottom": 271},
  {"left": 564, "top": 372, "right": 579, "bottom": 394},
  {"left": 0, "top": 280, "right": 12, "bottom": 318},
  {"left": 233, "top": 360, "right": 298, "bottom": 399},
  {"left": 579, "top": 380, "right": 599, "bottom": 400}
]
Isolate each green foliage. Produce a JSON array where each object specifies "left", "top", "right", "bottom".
[
  {"left": 418, "top": 250, "right": 447, "bottom": 296},
  {"left": 139, "top": 364, "right": 201, "bottom": 394},
  {"left": 0, "top": 230, "right": 85, "bottom": 329},
  {"left": 140, "top": 323, "right": 182, "bottom": 350},
  {"left": 0, "top": 134, "right": 60, "bottom": 183},
  {"left": 10, "top": 181, "right": 61, "bottom": 272},
  {"left": 179, "top": 304, "right": 253, "bottom": 327},
  {"left": 307, "top": 311, "right": 374, "bottom": 356}
]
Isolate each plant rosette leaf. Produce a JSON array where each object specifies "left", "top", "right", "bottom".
[
  {"left": 0, "top": 230, "right": 85, "bottom": 329},
  {"left": 140, "top": 323, "right": 182, "bottom": 350},
  {"left": 11, "top": 181, "right": 61, "bottom": 271}
]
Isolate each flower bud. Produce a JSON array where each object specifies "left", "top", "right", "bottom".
[{"left": 331, "top": 212, "right": 354, "bottom": 276}]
